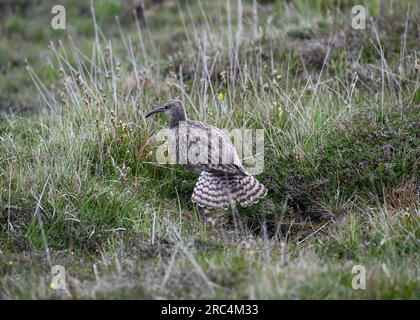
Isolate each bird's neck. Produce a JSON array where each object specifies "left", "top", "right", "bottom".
[{"left": 169, "top": 109, "right": 187, "bottom": 128}]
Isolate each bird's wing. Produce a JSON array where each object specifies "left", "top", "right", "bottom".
[{"left": 179, "top": 121, "right": 247, "bottom": 175}]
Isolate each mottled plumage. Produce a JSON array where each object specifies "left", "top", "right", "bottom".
[{"left": 146, "top": 100, "right": 267, "bottom": 211}]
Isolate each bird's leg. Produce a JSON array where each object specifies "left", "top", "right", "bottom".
[
  {"left": 229, "top": 202, "right": 244, "bottom": 239},
  {"left": 198, "top": 205, "right": 207, "bottom": 221}
]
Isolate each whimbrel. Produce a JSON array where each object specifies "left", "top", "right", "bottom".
[{"left": 146, "top": 99, "right": 267, "bottom": 215}]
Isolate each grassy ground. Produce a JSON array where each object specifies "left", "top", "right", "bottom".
[{"left": 0, "top": 0, "right": 419, "bottom": 299}]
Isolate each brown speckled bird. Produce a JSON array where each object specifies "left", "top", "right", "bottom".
[{"left": 146, "top": 99, "right": 267, "bottom": 215}]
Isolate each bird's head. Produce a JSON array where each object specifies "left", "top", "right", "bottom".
[{"left": 146, "top": 99, "right": 186, "bottom": 128}]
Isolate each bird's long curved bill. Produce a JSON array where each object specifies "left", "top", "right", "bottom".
[{"left": 145, "top": 106, "right": 165, "bottom": 118}]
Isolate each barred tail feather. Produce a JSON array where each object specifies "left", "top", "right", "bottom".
[
  {"left": 191, "top": 171, "right": 234, "bottom": 209},
  {"left": 191, "top": 171, "right": 267, "bottom": 209},
  {"left": 235, "top": 175, "right": 267, "bottom": 207}
]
